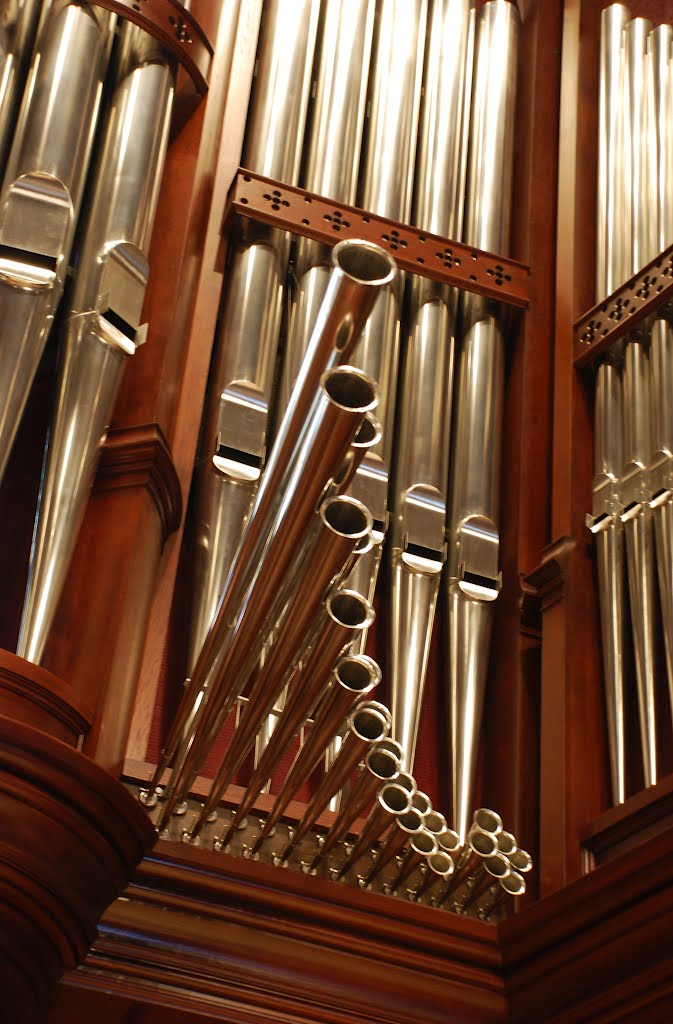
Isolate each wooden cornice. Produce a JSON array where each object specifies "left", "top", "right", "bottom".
[
  {"left": 70, "top": 839, "right": 506, "bottom": 1024},
  {"left": 96, "top": 424, "right": 182, "bottom": 540}
]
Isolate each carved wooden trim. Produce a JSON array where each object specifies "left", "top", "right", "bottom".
[
  {"left": 0, "top": 715, "right": 155, "bottom": 1023},
  {"left": 0, "top": 648, "right": 92, "bottom": 747},
  {"left": 90, "top": 1, "right": 213, "bottom": 93},
  {"left": 68, "top": 839, "right": 506, "bottom": 1024},
  {"left": 97, "top": 424, "right": 182, "bottom": 540}
]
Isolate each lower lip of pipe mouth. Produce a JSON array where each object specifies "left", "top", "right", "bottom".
[{"left": 333, "top": 239, "right": 397, "bottom": 286}]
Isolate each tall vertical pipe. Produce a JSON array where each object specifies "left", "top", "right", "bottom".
[
  {"left": 186, "top": 0, "right": 320, "bottom": 672},
  {"left": 649, "top": 25, "right": 673, "bottom": 738},
  {"left": 388, "top": 0, "right": 473, "bottom": 769},
  {"left": 591, "top": 3, "right": 630, "bottom": 805},
  {"left": 345, "top": 0, "right": 427, "bottom": 613},
  {"left": 621, "top": 17, "right": 658, "bottom": 787},
  {"left": 444, "top": 0, "right": 518, "bottom": 841},
  {"left": 17, "top": 23, "right": 176, "bottom": 663},
  {"left": 0, "top": 0, "right": 41, "bottom": 174},
  {"left": 0, "top": 1, "right": 115, "bottom": 486}
]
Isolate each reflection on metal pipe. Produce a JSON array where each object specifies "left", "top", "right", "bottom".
[
  {"left": 279, "top": 700, "right": 390, "bottom": 861},
  {"left": 0, "top": 0, "right": 41, "bottom": 173},
  {"left": 0, "top": 2, "right": 115, "bottom": 486},
  {"left": 413, "top": 849, "right": 454, "bottom": 901},
  {"left": 150, "top": 241, "right": 394, "bottom": 803},
  {"left": 444, "top": 0, "right": 517, "bottom": 841},
  {"left": 389, "top": 828, "right": 437, "bottom": 893},
  {"left": 157, "top": 369, "right": 379, "bottom": 825},
  {"left": 360, "top": 805, "right": 424, "bottom": 885},
  {"left": 337, "top": 782, "right": 413, "bottom": 879},
  {"left": 250, "top": 653, "right": 381, "bottom": 852},
  {"left": 17, "top": 24, "right": 175, "bottom": 663},
  {"left": 651, "top": 315, "right": 673, "bottom": 724},
  {"left": 478, "top": 869, "right": 525, "bottom": 917},
  {"left": 187, "top": 0, "right": 320, "bottom": 671},
  {"left": 388, "top": 0, "right": 472, "bottom": 769}
]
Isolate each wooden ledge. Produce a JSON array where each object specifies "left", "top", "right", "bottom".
[{"left": 0, "top": 648, "right": 92, "bottom": 747}]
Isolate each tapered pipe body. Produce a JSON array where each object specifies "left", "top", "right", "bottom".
[
  {"left": 344, "top": 0, "right": 427, "bottom": 613},
  {"left": 649, "top": 24, "right": 673, "bottom": 254},
  {"left": 158, "top": 372, "right": 378, "bottom": 819},
  {"left": 152, "top": 242, "right": 395, "bottom": 797},
  {"left": 338, "top": 783, "right": 413, "bottom": 877},
  {"left": 204, "top": 589, "right": 375, "bottom": 841},
  {"left": 17, "top": 24, "right": 175, "bottom": 663},
  {"left": 0, "top": 0, "right": 41, "bottom": 173},
  {"left": 389, "top": 829, "right": 438, "bottom": 893},
  {"left": 0, "top": 1, "right": 115, "bottom": 485},
  {"left": 445, "top": 0, "right": 517, "bottom": 841},
  {"left": 280, "top": 702, "right": 391, "bottom": 858},
  {"left": 254, "top": 654, "right": 381, "bottom": 848},
  {"left": 414, "top": 850, "right": 455, "bottom": 900},
  {"left": 651, "top": 316, "right": 673, "bottom": 716},
  {"left": 360, "top": 806, "right": 424, "bottom": 884},
  {"left": 187, "top": 0, "right": 320, "bottom": 670}
]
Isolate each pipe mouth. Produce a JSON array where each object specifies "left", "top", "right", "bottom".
[
  {"left": 397, "top": 808, "right": 424, "bottom": 833},
  {"left": 509, "top": 848, "right": 532, "bottom": 873},
  {"left": 410, "top": 791, "right": 432, "bottom": 815},
  {"left": 427, "top": 851, "right": 455, "bottom": 877},
  {"left": 349, "top": 706, "right": 389, "bottom": 743},
  {"left": 327, "top": 590, "right": 375, "bottom": 629},
  {"left": 379, "top": 783, "right": 411, "bottom": 815},
  {"left": 411, "top": 830, "right": 437, "bottom": 856},
  {"left": 365, "top": 748, "right": 400, "bottom": 780},
  {"left": 469, "top": 829, "right": 497, "bottom": 857},
  {"left": 332, "top": 239, "right": 397, "bottom": 286},
  {"left": 394, "top": 770, "right": 416, "bottom": 794},
  {"left": 496, "top": 831, "right": 517, "bottom": 856},
  {"left": 483, "top": 854, "right": 511, "bottom": 879},
  {"left": 501, "top": 870, "right": 526, "bottom": 897},
  {"left": 335, "top": 654, "right": 380, "bottom": 693},
  {"left": 423, "top": 811, "right": 447, "bottom": 835},
  {"left": 472, "top": 807, "right": 502, "bottom": 835},
  {"left": 321, "top": 495, "right": 372, "bottom": 539},
  {"left": 437, "top": 829, "right": 462, "bottom": 854},
  {"left": 321, "top": 365, "right": 378, "bottom": 413}
]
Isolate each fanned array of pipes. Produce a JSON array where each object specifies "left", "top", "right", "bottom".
[
  {"left": 592, "top": 4, "right": 673, "bottom": 805},
  {"left": 142, "top": 0, "right": 528, "bottom": 915},
  {"left": 0, "top": 1, "right": 176, "bottom": 664}
]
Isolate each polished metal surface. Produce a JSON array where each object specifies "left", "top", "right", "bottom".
[
  {"left": 0, "top": 0, "right": 41, "bottom": 173},
  {"left": 151, "top": 241, "right": 394, "bottom": 805},
  {"left": 596, "top": 3, "right": 630, "bottom": 300},
  {"left": 337, "top": 782, "right": 413, "bottom": 878},
  {"left": 0, "top": 1, "right": 115, "bottom": 485},
  {"left": 359, "top": 805, "right": 424, "bottom": 884},
  {"left": 251, "top": 653, "right": 381, "bottom": 851},
  {"left": 156, "top": 366, "right": 379, "bottom": 822},
  {"left": 649, "top": 24, "right": 673, "bottom": 253},
  {"left": 443, "top": 0, "right": 517, "bottom": 841},
  {"left": 187, "top": 0, "right": 320, "bottom": 671},
  {"left": 389, "top": 828, "right": 437, "bottom": 893},
  {"left": 625, "top": 18, "right": 655, "bottom": 275},
  {"left": 18, "top": 22, "right": 175, "bottom": 663},
  {"left": 651, "top": 316, "right": 673, "bottom": 720},
  {"left": 388, "top": 0, "right": 472, "bottom": 770},
  {"left": 342, "top": 0, "right": 427, "bottom": 619}
]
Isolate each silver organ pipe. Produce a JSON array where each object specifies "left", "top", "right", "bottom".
[
  {"left": 388, "top": 0, "right": 473, "bottom": 771},
  {"left": 445, "top": 0, "right": 518, "bottom": 841},
  {"left": 0, "top": 0, "right": 41, "bottom": 174},
  {"left": 17, "top": 21, "right": 176, "bottom": 663},
  {"left": 0, "top": 1, "right": 116, "bottom": 486}
]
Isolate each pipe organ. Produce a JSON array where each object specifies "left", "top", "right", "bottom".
[{"left": 5, "top": 0, "right": 673, "bottom": 1020}]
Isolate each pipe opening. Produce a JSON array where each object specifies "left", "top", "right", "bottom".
[
  {"left": 366, "top": 749, "right": 399, "bottom": 780},
  {"left": 509, "top": 848, "right": 532, "bottom": 873},
  {"left": 336, "top": 656, "right": 377, "bottom": 692},
  {"left": 496, "top": 831, "right": 517, "bottom": 856},
  {"left": 322, "top": 496, "right": 370, "bottom": 538},
  {"left": 502, "top": 871, "right": 526, "bottom": 897},
  {"left": 334, "top": 240, "right": 396, "bottom": 285},
  {"left": 353, "top": 413, "right": 381, "bottom": 448},
  {"left": 470, "top": 830, "right": 497, "bottom": 856},
  {"left": 484, "top": 855, "right": 510, "bottom": 879},
  {"left": 423, "top": 811, "right": 447, "bottom": 835},
  {"left": 328, "top": 591, "right": 371, "bottom": 627},
  {"left": 351, "top": 708, "right": 388, "bottom": 742},
  {"left": 412, "top": 831, "right": 436, "bottom": 855},
  {"left": 323, "top": 367, "right": 377, "bottom": 412},
  {"left": 410, "top": 791, "right": 432, "bottom": 815},
  {"left": 437, "top": 829, "right": 461, "bottom": 854},
  {"left": 394, "top": 771, "right": 416, "bottom": 794},
  {"left": 374, "top": 737, "right": 405, "bottom": 761},
  {"left": 473, "top": 807, "right": 502, "bottom": 835},
  {"left": 397, "top": 809, "right": 423, "bottom": 832},
  {"left": 380, "top": 785, "right": 410, "bottom": 815},
  {"left": 427, "top": 851, "right": 454, "bottom": 876}
]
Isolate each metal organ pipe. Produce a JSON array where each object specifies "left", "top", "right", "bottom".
[
  {"left": 444, "top": 0, "right": 518, "bottom": 841},
  {"left": 388, "top": 0, "right": 473, "bottom": 771},
  {"left": 186, "top": 0, "right": 320, "bottom": 673},
  {"left": 0, "top": 0, "right": 41, "bottom": 174},
  {"left": 17, "top": 22, "right": 176, "bottom": 663},
  {"left": 0, "top": 1, "right": 116, "bottom": 486}
]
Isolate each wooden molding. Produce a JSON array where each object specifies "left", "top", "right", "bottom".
[
  {"left": 97, "top": 423, "right": 182, "bottom": 540},
  {"left": 0, "top": 715, "right": 155, "bottom": 1024},
  {"left": 0, "top": 648, "right": 92, "bottom": 747}
]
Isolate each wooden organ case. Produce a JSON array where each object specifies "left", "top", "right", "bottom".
[{"left": 1, "top": 1, "right": 672, "bottom": 1022}]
